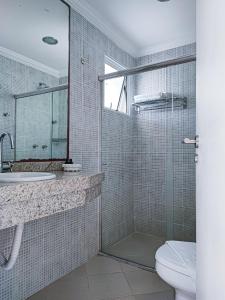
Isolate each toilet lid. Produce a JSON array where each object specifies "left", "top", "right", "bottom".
[{"left": 155, "top": 241, "right": 196, "bottom": 279}]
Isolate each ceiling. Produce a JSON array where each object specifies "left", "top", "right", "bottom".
[
  {"left": 70, "top": 0, "right": 196, "bottom": 57},
  {"left": 0, "top": 0, "right": 69, "bottom": 77},
  {"left": 0, "top": 0, "right": 195, "bottom": 76}
]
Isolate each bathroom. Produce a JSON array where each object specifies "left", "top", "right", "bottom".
[{"left": 0, "top": 0, "right": 224, "bottom": 299}]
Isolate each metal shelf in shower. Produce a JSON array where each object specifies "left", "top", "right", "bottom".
[
  {"left": 51, "top": 138, "right": 67, "bottom": 143},
  {"left": 132, "top": 96, "right": 187, "bottom": 113}
]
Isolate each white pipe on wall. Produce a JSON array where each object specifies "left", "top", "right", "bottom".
[
  {"left": 197, "top": 0, "right": 225, "bottom": 299},
  {"left": 1, "top": 224, "right": 24, "bottom": 270}
]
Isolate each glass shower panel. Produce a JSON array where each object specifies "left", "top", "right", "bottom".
[
  {"left": 101, "top": 108, "right": 135, "bottom": 260},
  {"left": 16, "top": 93, "right": 52, "bottom": 160},
  {"left": 130, "top": 69, "right": 174, "bottom": 265},
  {"left": 101, "top": 67, "right": 173, "bottom": 269},
  {"left": 101, "top": 58, "right": 196, "bottom": 269},
  {"left": 51, "top": 89, "right": 68, "bottom": 159},
  {"left": 169, "top": 61, "right": 196, "bottom": 242}
]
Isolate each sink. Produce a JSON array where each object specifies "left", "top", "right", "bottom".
[{"left": 0, "top": 172, "right": 56, "bottom": 183}]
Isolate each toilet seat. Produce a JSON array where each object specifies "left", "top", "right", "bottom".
[{"left": 155, "top": 241, "right": 196, "bottom": 279}]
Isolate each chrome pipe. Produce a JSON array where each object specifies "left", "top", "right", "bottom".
[
  {"left": 14, "top": 84, "right": 68, "bottom": 99},
  {"left": 98, "top": 55, "right": 196, "bottom": 81},
  {"left": 0, "top": 132, "right": 15, "bottom": 173},
  {"left": 0, "top": 224, "right": 24, "bottom": 270}
]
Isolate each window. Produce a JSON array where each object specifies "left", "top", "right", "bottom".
[{"left": 104, "top": 57, "right": 127, "bottom": 114}]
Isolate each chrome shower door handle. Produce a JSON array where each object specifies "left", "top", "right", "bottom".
[{"left": 183, "top": 135, "right": 199, "bottom": 148}]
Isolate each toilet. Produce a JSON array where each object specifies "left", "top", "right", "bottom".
[{"left": 155, "top": 241, "right": 196, "bottom": 300}]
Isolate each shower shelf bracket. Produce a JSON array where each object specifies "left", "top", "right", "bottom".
[{"left": 132, "top": 97, "right": 187, "bottom": 113}]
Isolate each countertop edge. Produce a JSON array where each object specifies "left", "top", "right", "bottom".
[{"left": 0, "top": 172, "right": 104, "bottom": 230}]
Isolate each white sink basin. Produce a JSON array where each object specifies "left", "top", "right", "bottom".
[{"left": 0, "top": 172, "right": 56, "bottom": 183}]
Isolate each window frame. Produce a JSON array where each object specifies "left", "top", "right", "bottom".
[{"left": 104, "top": 56, "right": 128, "bottom": 114}]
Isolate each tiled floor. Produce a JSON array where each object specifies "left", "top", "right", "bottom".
[
  {"left": 103, "top": 232, "right": 165, "bottom": 268},
  {"left": 29, "top": 255, "right": 174, "bottom": 300}
]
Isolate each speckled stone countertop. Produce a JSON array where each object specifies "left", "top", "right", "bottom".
[{"left": 0, "top": 171, "right": 104, "bottom": 229}]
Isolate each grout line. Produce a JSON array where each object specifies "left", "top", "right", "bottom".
[{"left": 87, "top": 271, "right": 123, "bottom": 277}]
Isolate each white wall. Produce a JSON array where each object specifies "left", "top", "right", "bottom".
[{"left": 197, "top": 1, "right": 225, "bottom": 299}]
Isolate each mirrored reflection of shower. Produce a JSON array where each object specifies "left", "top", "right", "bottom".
[{"left": 14, "top": 85, "right": 68, "bottom": 161}]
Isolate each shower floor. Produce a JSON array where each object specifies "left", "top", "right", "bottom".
[{"left": 103, "top": 232, "right": 165, "bottom": 268}]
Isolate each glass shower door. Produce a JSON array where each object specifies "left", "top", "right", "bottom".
[
  {"left": 100, "top": 56, "right": 196, "bottom": 269},
  {"left": 170, "top": 61, "right": 196, "bottom": 242}
]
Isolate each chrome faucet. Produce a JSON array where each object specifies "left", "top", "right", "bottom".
[{"left": 0, "top": 133, "right": 15, "bottom": 173}]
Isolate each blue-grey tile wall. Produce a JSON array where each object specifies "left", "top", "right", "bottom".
[
  {"left": 133, "top": 43, "right": 196, "bottom": 241},
  {"left": 69, "top": 8, "right": 135, "bottom": 250},
  {"left": 0, "top": 200, "right": 100, "bottom": 300},
  {"left": 69, "top": 10, "right": 135, "bottom": 172},
  {"left": 101, "top": 110, "right": 134, "bottom": 248}
]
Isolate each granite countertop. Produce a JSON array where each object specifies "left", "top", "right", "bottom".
[{"left": 0, "top": 171, "right": 104, "bottom": 230}]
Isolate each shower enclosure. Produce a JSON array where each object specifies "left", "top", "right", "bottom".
[
  {"left": 99, "top": 51, "right": 196, "bottom": 269},
  {"left": 14, "top": 85, "right": 68, "bottom": 161}
]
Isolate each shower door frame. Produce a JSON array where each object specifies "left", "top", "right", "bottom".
[{"left": 98, "top": 55, "right": 197, "bottom": 270}]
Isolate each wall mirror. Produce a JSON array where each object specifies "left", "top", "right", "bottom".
[{"left": 0, "top": 0, "right": 69, "bottom": 162}]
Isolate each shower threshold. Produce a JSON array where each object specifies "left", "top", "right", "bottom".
[{"left": 101, "top": 232, "right": 165, "bottom": 270}]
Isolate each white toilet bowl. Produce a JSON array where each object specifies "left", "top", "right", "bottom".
[{"left": 155, "top": 241, "right": 196, "bottom": 300}]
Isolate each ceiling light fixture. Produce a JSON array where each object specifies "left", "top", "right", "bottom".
[
  {"left": 157, "top": 0, "right": 170, "bottom": 2},
  {"left": 42, "top": 36, "right": 58, "bottom": 45}
]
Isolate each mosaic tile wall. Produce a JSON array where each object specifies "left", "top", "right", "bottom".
[
  {"left": 0, "top": 199, "right": 99, "bottom": 300},
  {"left": 69, "top": 9, "right": 135, "bottom": 249},
  {"left": 133, "top": 43, "right": 196, "bottom": 241},
  {"left": 101, "top": 110, "right": 134, "bottom": 248},
  {"left": 69, "top": 10, "right": 135, "bottom": 172},
  {"left": 0, "top": 6, "right": 135, "bottom": 300}
]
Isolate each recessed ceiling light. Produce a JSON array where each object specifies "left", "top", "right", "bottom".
[
  {"left": 157, "top": 0, "right": 170, "bottom": 2},
  {"left": 42, "top": 36, "right": 58, "bottom": 45}
]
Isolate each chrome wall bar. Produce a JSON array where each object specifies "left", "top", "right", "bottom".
[
  {"left": 98, "top": 55, "right": 196, "bottom": 81},
  {"left": 14, "top": 84, "right": 68, "bottom": 99}
]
